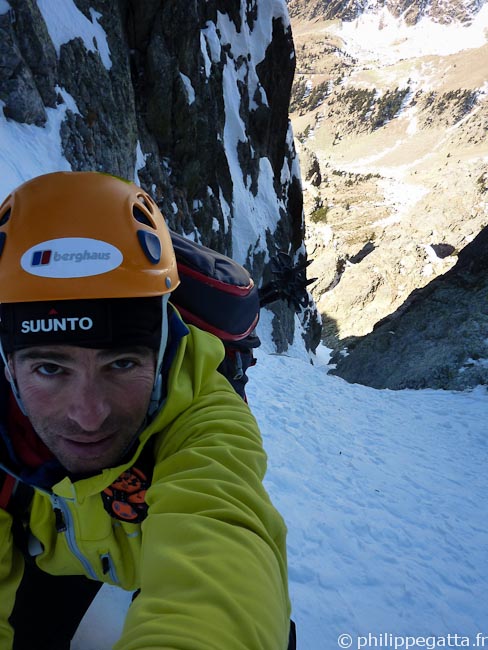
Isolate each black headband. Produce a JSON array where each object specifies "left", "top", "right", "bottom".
[{"left": 0, "top": 297, "right": 163, "bottom": 353}]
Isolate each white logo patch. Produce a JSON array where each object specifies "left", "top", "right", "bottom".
[
  {"left": 21, "top": 238, "right": 123, "bottom": 279},
  {"left": 21, "top": 317, "right": 94, "bottom": 334}
]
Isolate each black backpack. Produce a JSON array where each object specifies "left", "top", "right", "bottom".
[
  {"left": 169, "top": 231, "right": 261, "bottom": 399},
  {"left": 169, "top": 231, "right": 315, "bottom": 398}
]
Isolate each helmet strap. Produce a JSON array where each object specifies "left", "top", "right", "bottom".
[
  {"left": 0, "top": 338, "right": 28, "bottom": 415},
  {"left": 148, "top": 293, "right": 170, "bottom": 416}
]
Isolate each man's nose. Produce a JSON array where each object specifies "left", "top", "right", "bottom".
[{"left": 66, "top": 378, "right": 111, "bottom": 431}]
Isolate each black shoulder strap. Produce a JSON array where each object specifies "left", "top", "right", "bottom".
[
  {"left": 8, "top": 480, "right": 35, "bottom": 518},
  {"left": 5, "top": 477, "right": 35, "bottom": 557}
]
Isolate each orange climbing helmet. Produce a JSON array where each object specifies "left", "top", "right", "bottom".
[
  {"left": 0, "top": 171, "right": 179, "bottom": 303},
  {"left": 0, "top": 172, "right": 180, "bottom": 414}
]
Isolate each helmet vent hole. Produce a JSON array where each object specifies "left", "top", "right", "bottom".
[
  {"left": 133, "top": 205, "right": 156, "bottom": 229},
  {"left": 0, "top": 208, "right": 11, "bottom": 226},
  {"left": 137, "top": 194, "right": 155, "bottom": 214}
]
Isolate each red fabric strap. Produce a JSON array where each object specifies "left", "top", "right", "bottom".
[
  {"left": 0, "top": 472, "right": 16, "bottom": 510},
  {"left": 7, "top": 392, "right": 54, "bottom": 468}
]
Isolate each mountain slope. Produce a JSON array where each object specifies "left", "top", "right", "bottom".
[
  {"left": 331, "top": 224, "right": 488, "bottom": 389},
  {"left": 288, "top": 0, "right": 487, "bottom": 24},
  {"left": 289, "top": 2, "right": 488, "bottom": 378}
]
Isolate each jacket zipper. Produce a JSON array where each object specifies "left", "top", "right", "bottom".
[
  {"left": 2, "top": 467, "right": 107, "bottom": 583},
  {"left": 51, "top": 494, "right": 99, "bottom": 580}
]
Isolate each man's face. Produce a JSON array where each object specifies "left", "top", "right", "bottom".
[{"left": 9, "top": 345, "right": 157, "bottom": 474}]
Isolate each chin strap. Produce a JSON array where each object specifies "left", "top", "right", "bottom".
[
  {"left": 0, "top": 337, "right": 27, "bottom": 415},
  {"left": 148, "top": 293, "right": 170, "bottom": 417}
]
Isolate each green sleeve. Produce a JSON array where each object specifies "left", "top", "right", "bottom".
[
  {"left": 115, "top": 372, "right": 290, "bottom": 649},
  {"left": 0, "top": 508, "right": 24, "bottom": 650}
]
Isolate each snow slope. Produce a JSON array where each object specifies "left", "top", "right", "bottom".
[
  {"left": 73, "top": 315, "right": 488, "bottom": 649},
  {"left": 330, "top": 4, "right": 488, "bottom": 64}
]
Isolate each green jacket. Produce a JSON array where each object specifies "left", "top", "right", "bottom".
[{"left": 0, "top": 324, "right": 290, "bottom": 649}]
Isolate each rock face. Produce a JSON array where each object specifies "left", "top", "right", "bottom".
[
  {"left": 0, "top": 0, "right": 321, "bottom": 352},
  {"left": 330, "top": 224, "right": 488, "bottom": 390}
]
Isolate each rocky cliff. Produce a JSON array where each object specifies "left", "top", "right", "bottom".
[
  {"left": 330, "top": 224, "right": 488, "bottom": 390},
  {"left": 0, "top": 0, "right": 321, "bottom": 352}
]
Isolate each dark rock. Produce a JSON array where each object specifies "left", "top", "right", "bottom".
[
  {"left": 349, "top": 241, "right": 375, "bottom": 264},
  {"left": 300, "top": 146, "right": 321, "bottom": 185},
  {"left": 330, "top": 226, "right": 488, "bottom": 390},
  {"left": 9, "top": 0, "right": 58, "bottom": 108},
  {"left": 0, "top": 11, "right": 47, "bottom": 125},
  {"left": 58, "top": 30, "right": 138, "bottom": 181},
  {"left": 431, "top": 243, "right": 456, "bottom": 259}
]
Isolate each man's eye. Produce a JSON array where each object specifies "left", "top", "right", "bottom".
[
  {"left": 111, "top": 359, "right": 137, "bottom": 370},
  {"left": 36, "top": 363, "right": 63, "bottom": 376}
]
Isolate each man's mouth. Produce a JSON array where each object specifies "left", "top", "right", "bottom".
[
  {"left": 60, "top": 433, "right": 116, "bottom": 455},
  {"left": 66, "top": 434, "right": 114, "bottom": 445}
]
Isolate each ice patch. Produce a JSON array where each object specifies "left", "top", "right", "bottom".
[
  {"left": 201, "top": 21, "right": 221, "bottom": 64},
  {"left": 0, "top": 87, "right": 77, "bottom": 199},
  {"left": 304, "top": 79, "right": 313, "bottom": 99},
  {"left": 372, "top": 178, "right": 429, "bottom": 228},
  {"left": 134, "top": 142, "right": 146, "bottom": 184},
  {"left": 37, "top": 1, "right": 112, "bottom": 69},
  {"left": 180, "top": 73, "right": 196, "bottom": 105}
]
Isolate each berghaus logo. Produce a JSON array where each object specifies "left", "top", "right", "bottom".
[
  {"left": 31, "top": 250, "right": 52, "bottom": 266},
  {"left": 30, "top": 249, "right": 111, "bottom": 266},
  {"left": 21, "top": 238, "right": 123, "bottom": 279}
]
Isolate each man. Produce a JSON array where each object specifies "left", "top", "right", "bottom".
[{"left": 0, "top": 172, "right": 292, "bottom": 649}]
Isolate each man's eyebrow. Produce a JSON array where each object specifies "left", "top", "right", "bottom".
[
  {"left": 96, "top": 347, "right": 155, "bottom": 360},
  {"left": 15, "top": 349, "right": 72, "bottom": 363},
  {"left": 15, "top": 346, "right": 154, "bottom": 363}
]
